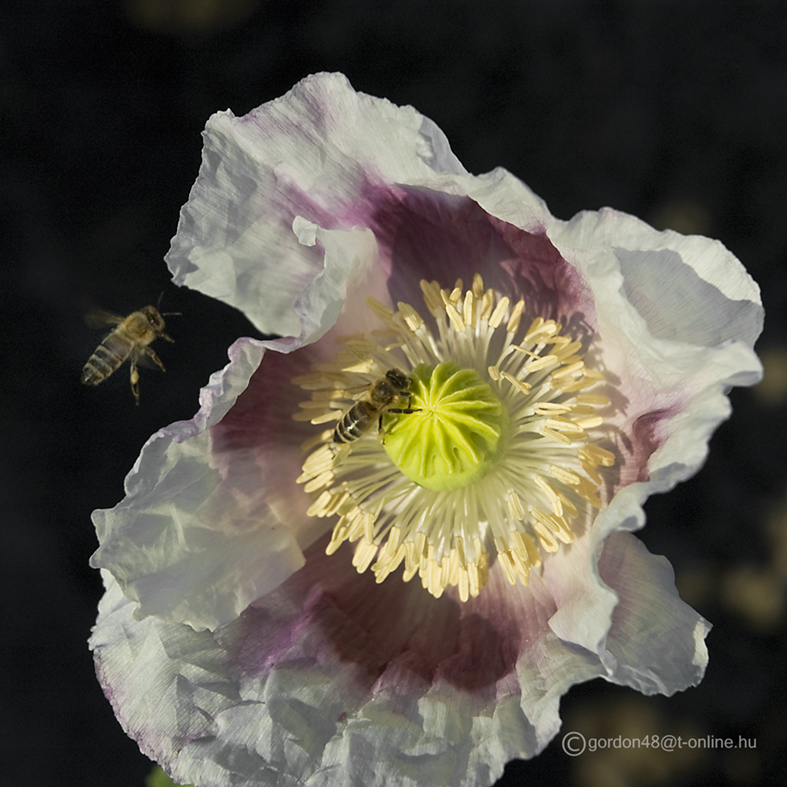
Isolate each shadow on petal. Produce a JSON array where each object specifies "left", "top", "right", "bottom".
[{"left": 226, "top": 536, "right": 521, "bottom": 698}]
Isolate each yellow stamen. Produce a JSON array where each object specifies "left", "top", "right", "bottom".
[{"left": 292, "top": 276, "right": 614, "bottom": 600}]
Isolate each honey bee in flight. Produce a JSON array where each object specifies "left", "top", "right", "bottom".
[
  {"left": 333, "top": 368, "right": 419, "bottom": 444},
  {"left": 81, "top": 305, "right": 174, "bottom": 405}
]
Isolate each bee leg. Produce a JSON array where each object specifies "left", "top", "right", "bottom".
[
  {"left": 380, "top": 399, "right": 423, "bottom": 445},
  {"left": 130, "top": 361, "right": 141, "bottom": 406},
  {"left": 387, "top": 393, "right": 421, "bottom": 416},
  {"left": 161, "top": 332, "right": 175, "bottom": 343},
  {"left": 387, "top": 394, "right": 421, "bottom": 416},
  {"left": 143, "top": 345, "right": 167, "bottom": 372}
]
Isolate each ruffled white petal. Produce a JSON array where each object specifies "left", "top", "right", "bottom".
[
  {"left": 91, "top": 526, "right": 708, "bottom": 787},
  {"left": 166, "top": 73, "right": 467, "bottom": 339},
  {"left": 91, "top": 338, "right": 307, "bottom": 632},
  {"left": 290, "top": 219, "right": 384, "bottom": 345},
  {"left": 91, "top": 572, "right": 241, "bottom": 773},
  {"left": 90, "top": 560, "right": 579, "bottom": 787},
  {"left": 534, "top": 209, "right": 758, "bottom": 676},
  {"left": 554, "top": 207, "right": 762, "bottom": 355},
  {"left": 543, "top": 205, "right": 762, "bottom": 495},
  {"left": 598, "top": 531, "right": 710, "bottom": 693}
]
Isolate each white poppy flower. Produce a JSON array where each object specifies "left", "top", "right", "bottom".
[{"left": 90, "top": 73, "right": 763, "bottom": 787}]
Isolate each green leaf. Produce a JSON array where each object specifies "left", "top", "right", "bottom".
[{"left": 146, "top": 765, "right": 194, "bottom": 787}]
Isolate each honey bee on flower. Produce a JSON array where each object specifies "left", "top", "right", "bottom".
[
  {"left": 329, "top": 367, "right": 418, "bottom": 444},
  {"left": 90, "top": 74, "right": 763, "bottom": 787}
]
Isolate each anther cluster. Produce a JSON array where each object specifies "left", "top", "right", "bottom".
[{"left": 294, "top": 275, "right": 614, "bottom": 601}]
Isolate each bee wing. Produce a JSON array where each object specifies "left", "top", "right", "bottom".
[
  {"left": 344, "top": 383, "right": 375, "bottom": 400},
  {"left": 305, "top": 382, "right": 371, "bottom": 408},
  {"left": 85, "top": 308, "right": 125, "bottom": 329}
]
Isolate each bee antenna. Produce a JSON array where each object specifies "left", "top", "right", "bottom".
[{"left": 155, "top": 290, "right": 181, "bottom": 317}]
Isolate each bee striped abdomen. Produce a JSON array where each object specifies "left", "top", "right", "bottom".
[
  {"left": 81, "top": 333, "right": 133, "bottom": 385},
  {"left": 333, "top": 401, "right": 376, "bottom": 443}
]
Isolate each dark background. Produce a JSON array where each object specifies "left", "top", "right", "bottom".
[{"left": 2, "top": 1, "right": 786, "bottom": 786}]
